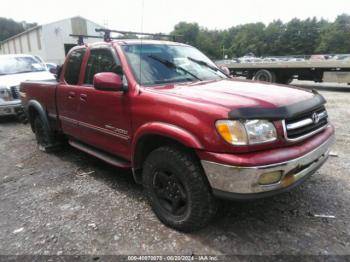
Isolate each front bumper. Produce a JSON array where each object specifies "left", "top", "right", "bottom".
[
  {"left": 0, "top": 100, "right": 21, "bottom": 116},
  {"left": 201, "top": 134, "right": 335, "bottom": 200}
]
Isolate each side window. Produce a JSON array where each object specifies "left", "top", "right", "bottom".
[
  {"left": 84, "top": 48, "right": 122, "bottom": 85},
  {"left": 64, "top": 49, "right": 86, "bottom": 85}
]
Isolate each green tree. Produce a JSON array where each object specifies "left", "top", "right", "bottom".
[
  {"left": 197, "top": 29, "right": 222, "bottom": 58},
  {"left": 171, "top": 22, "right": 200, "bottom": 46},
  {"left": 172, "top": 15, "right": 348, "bottom": 59},
  {"left": 317, "top": 14, "right": 350, "bottom": 54},
  {"left": 263, "top": 20, "right": 285, "bottom": 56},
  {"left": 230, "top": 23, "right": 266, "bottom": 57},
  {"left": 0, "top": 17, "right": 37, "bottom": 41}
]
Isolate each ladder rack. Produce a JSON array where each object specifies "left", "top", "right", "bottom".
[{"left": 70, "top": 28, "right": 182, "bottom": 45}]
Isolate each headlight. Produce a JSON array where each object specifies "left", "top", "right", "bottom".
[
  {"left": 0, "top": 87, "right": 12, "bottom": 101},
  {"left": 216, "top": 120, "right": 277, "bottom": 145}
]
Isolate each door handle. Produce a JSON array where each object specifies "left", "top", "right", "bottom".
[
  {"left": 80, "top": 94, "right": 87, "bottom": 101},
  {"left": 68, "top": 91, "right": 76, "bottom": 99}
]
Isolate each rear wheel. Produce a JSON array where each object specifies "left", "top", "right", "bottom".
[
  {"left": 253, "top": 69, "right": 276, "bottom": 83},
  {"left": 142, "top": 146, "right": 217, "bottom": 232},
  {"left": 33, "top": 115, "right": 61, "bottom": 152}
]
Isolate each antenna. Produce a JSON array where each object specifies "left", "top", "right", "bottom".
[{"left": 140, "top": 0, "right": 144, "bottom": 89}]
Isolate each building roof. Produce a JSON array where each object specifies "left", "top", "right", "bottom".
[
  {"left": 0, "top": 25, "right": 42, "bottom": 44},
  {"left": 0, "top": 16, "right": 101, "bottom": 45}
]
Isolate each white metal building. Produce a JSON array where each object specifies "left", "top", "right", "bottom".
[{"left": 0, "top": 16, "right": 104, "bottom": 64}]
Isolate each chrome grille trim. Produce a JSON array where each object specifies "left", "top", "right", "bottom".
[
  {"left": 10, "top": 86, "right": 20, "bottom": 100},
  {"left": 283, "top": 109, "right": 329, "bottom": 142},
  {"left": 283, "top": 122, "right": 329, "bottom": 142},
  {"left": 286, "top": 111, "right": 328, "bottom": 131}
]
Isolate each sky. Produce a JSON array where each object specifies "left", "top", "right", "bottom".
[{"left": 1, "top": 0, "right": 350, "bottom": 33}]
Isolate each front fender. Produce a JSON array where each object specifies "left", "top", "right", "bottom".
[{"left": 132, "top": 122, "right": 204, "bottom": 152}]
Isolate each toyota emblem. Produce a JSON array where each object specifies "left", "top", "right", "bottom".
[{"left": 312, "top": 112, "right": 320, "bottom": 124}]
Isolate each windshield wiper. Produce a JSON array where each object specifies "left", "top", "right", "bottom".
[
  {"left": 148, "top": 55, "right": 202, "bottom": 81},
  {"left": 187, "top": 57, "right": 228, "bottom": 78}
]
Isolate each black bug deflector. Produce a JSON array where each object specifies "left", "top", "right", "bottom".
[{"left": 228, "top": 93, "right": 326, "bottom": 120}]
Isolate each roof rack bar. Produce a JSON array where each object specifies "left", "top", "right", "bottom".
[
  {"left": 69, "top": 34, "right": 104, "bottom": 45},
  {"left": 69, "top": 29, "right": 183, "bottom": 45},
  {"left": 69, "top": 34, "right": 123, "bottom": 45},
  {"left": 95, "top": 28, "right": 181, "bottom": 41}
]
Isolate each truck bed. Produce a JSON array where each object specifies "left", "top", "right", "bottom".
[{"left": 20, "top": 79, "right": 59, "bottom": 120}]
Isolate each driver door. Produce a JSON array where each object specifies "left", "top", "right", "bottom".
[{"left": 74, "top": 46, "right": 132, "bottom": 159}]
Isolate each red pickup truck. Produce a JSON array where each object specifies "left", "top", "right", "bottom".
[{"left": 20, "top": 39, "right": 335, "bottom": 232}]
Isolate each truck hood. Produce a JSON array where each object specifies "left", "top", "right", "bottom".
[
  {"left": 150, "top": 79, "right": 315, "bottom": 110},
  {"left": 0, "top": 71, "right": 54, "bottom": 89}
]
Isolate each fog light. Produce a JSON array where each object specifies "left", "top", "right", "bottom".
[{"left": 258, "top": 171, "right": 283, "bottom": 185}]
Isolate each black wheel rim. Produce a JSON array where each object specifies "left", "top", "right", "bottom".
[{"left": 152, "top": 169, "right": 188, "bottom": 216}]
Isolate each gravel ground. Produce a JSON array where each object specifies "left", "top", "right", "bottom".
[{"left": 0, "top": 90, "right": 349, "bottom": 257}]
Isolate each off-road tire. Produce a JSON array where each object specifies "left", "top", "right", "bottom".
[
  {"left": 142, "top": 146, "right": 217, "bottom": 232},
  {"left": 33, "top": 115, "right": 61, "bottom": 152}
]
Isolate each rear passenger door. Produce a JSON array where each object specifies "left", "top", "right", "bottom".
[
  {"left": 75, "top": 46, "right": 132, "bottom": 159},
  {"left": 57, "top": 48, "right": 86, "bottom": 138}
]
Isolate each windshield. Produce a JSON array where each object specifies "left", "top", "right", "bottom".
[
  {"left": 122, "top": 44, "right": 227, "bottom": 86},
  {"left": 0, "top": 56, "right": 46, "bottom": 75}
]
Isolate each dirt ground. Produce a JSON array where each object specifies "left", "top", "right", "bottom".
[{"left": 0, "top": 90, "right": 349, "bottom": 257}]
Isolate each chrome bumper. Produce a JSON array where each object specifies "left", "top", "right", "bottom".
[
  {"left": 0, "top": 100, "right": 21, "bottom": 116},
  {"left": 201, "top": 135, "right": 335, "bottom": 196}
]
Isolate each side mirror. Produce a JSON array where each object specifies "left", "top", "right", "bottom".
[
  {"left": 219, "top": 66, "right": 231, "bottom": 76},
  {"left": 93, "top": 72, "right": 124, "bottom": 91},
  {"left": 49, "top": 67, "right": 57, "bottom": 75},
  {"left": 51, "top": 65, "right": 62, "bottom": 81}
]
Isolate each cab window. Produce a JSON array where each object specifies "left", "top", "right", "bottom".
[
  {"left": 84, "top": 48, "right": 122, "bottom": 85},
  {"left": 64, "top": 49, "right": 86, "bottom": 85}
]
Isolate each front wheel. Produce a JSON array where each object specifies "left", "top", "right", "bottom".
[{"left": 142, "top": 146, "right": 217, "bottom": 232}]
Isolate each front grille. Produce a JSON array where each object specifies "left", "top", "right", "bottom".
[
  {"left": 284, "top": 106, "right": 328, "bottom": 141},
  {"left": 10, "top": 86, "right": 20, "bottom": 100}
]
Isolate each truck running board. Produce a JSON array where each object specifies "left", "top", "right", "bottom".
[{"left": 68, "top": 139, "right": 131, "bottom": 169}]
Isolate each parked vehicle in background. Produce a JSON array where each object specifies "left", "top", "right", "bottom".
[
  {"left": 287, "top": 57, "right": 306, "bottom": 62},
  {"left": 310, "top": 55, "right": 329, "bottom": 61},
  {"left": 0, "top": 54, "right": 54, "bottom": 119},
  {"left": 20, "top": 37, "right": 334, "bottom": 232},
  {"left": 332, "top": 54, "right": 350, "bottom": 61}
]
